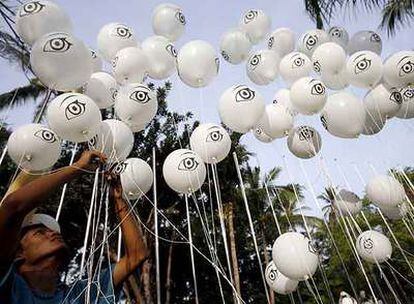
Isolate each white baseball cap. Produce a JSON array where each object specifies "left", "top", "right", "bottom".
[{"left": 22, "top": 213, "right": 61, "bottom": 234}]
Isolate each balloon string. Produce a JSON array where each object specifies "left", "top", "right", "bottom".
[{"left": 153, "top": 148, "right": 161, "bottom": 304}]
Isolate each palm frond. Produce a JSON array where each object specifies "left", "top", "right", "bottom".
[
  {"left": 303, "top": 0, "right": 331, "bottom": 29},
  {"left": 0, "top": 79, "right": 47, "bottom": 111},
  {"left": 381, "top": 0, "right": 414, "bottom": 35},
  {"left": 0, "top": 30, "right": 30, "bottom": 70}
]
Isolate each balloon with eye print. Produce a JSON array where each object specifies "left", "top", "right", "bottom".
[
  {"left": 115, "top": 83, "right": 158, "bottom": 132},
  {"left": 152, "top": 3, "right": 186, "bottom": 42},
  {"left": 279, "top": 52, "right": 313, "bottom": 87},
  {"left": 320, "top": 68, "right": 349, "bottom": 90},
  {"left": 273, "top": 88, "right": 298, "bottom": 116},
  {"left": 290, "top": 77, "right": 327, "bottom": 115},
  {"left": 363, "top": 84, "right": 402, "bottom": 120},
  {"left": 265, "top": 261, "right": 298, "bottom": 294},
  {"left": 380, "top": 202, "right": 409, "bottom": 220},
  {"left": 366, "top": 175, "right": 406, "bottom": 209},
  {"left": 246, "top": 50, "right": 280, "bottom": 85},
  {"left": 83, "top": 72, "right": 118, "bottom": 109},
  {"left": 30, "top": 32, "right": 93, "bottom": 91},
  {"left": 347, "top": 30, "right": 382, "bottom": 55},
  {"left": 239, "top": 9, "right": 271, "bottom": 44},
  {"left": 15, "top": 0, "right": 72, "bottom": 46},
  {"left": 327, "top": 26, "right": 349, "bottom": 49},
  {"left": 162, "top": 149, "right": 206, "bottom": 194},
  {"left": 220, "top": 29, "right": 252, "bottom": 64},
  {"left": 46, "top": 93, "right": 101, "bottom": 143},
  {"left": 142, "top": 35, "right": 177, "bottom": 80},
  {"left": 7, "top": 123, "right": 61, "bottom": 171},
  {"left": 267, "top": 27, "right": 295, "bottom": 57},
  {"left": 356, "top": 230, "right": 392, "bottom": 264},
  {"left": 253, "top": 126, "right": 274, "bottom": 143},
  {"left": 383, "top": 51, "right": 414, "bottom": 87},
  {"left": 297, "top": 29, "right": 329, "bottom": 57},
  {"left": 190, "top": 123, "right": 231, "bottom": 164},
  {"left": 287, "top": 126, "right": 321, "bottom": 159},
  {"left": 395, "top": 85, "right": 414, "bottom": 119},
  {"left": 346, "top": 51, "right": 383, "bottom": 88},
  {"left": 90, "top": 49, "right": 103, "bottom": 72},
  {"left": 312, "top": 42, "right": 346, "bottom": 74},
  {"left": 254, "top": 104, "right": 294, "bottom": 139},
  {"left": 333, "top": 189, "right": 362, "bottom": 216},
  {"left": 97, "top": 22, "right": 138, "bottom": 62},
  {"left": 218, "top": 85, "right": 265, "bottom": 133},
  {"left": 112, "top": 47, "right": 149, "bottom": 85}
]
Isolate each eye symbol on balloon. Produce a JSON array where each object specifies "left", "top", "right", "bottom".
[
  {"left": 221, "top": 50, "right": 230, "bottom": 62},
  {"left": 313, "top": 61, "right": 321, "bottom": 74},
  {"left": 390, "top": 91, "right": 403, "bottom": 104},
  {"left": 20, "top": 1, "right": 45, "bottom": 17},
  {"left": 292, "top": 56, "right": 305, "bottom": 69},
  {"left": 112, "top": 56, "right": 118, "bottom": 68},
  {"left": 175, "top": 11, "right": 186, "bottom": 25},
  {"left": 110, "top": 88, "right": 118, "bottom": 100},
  {"left": 311, "top": 83, "right": 325, "bottom": 95},
  {"left": 114, "top": 26, "right": 132, "bottom": 39},
  {"left": 235, "top": 87, "right": 255, "bottom": 102},
  {"left": 130, "top": 89, "right": 150, "bottom": 104},
  {"left": 399, "top": 60, "right": 414, "bottom": 77},
  {"left": 90, "top": 50, "right": 97, "bottom": 59},
  {"left": 320, "top": 115, "right": 328, "bottom": 130},
  {"left": 244, "top": 10, "right": 258, "bottom": 24},
  {"left": 165, "top": 44, "right": 177, "bottom": 57},
  {"left": 113, "top": 162, "right": 127, "bottom": 175},
  {"left": 298, "top": 127, "right": 314, "bottom": 141},
  {"left": 43, "top": 37, "right": 73, "bottom": 53},
  {"left": 206, "top": 130, "right": 223, "bottom": 142},
  {"left": 304, "top": 34, "right": 318, "bottom": 50},
  {"left": 65, "top": 99, "right": 86, "bottom": 120},
  {"left": 403, "top": 88, "right": 414, "bottom": 99},
  {"left": 354, "top": 57, "right": 371, "bottom": 74},
  {"left": 268, "top": 269, "right": 277, "bottom": 281},
  {"left": 249, "top": 54, "right": 261, "bottom": 69},
  {"left": 268, "top": 36, "right": 275, "bottom": 49},
  {"left": 361, "top": 237, "right": 374, "bottom": 252},
  {"left": 370, "top": 33, "right": 381, "bottom": 43},
  {"left": 329, "top": 28, "right": 342, "bottom": 38},
  {"left": 178, "top": 156, "right": 199, "bottom": 171},
  {"left": 34, "top": 129, "right": 57, "bottom": 143}
]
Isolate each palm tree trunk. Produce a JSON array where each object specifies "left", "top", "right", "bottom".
[
  {"left": 165, "top": 235, "right": 175, "bottom": 304},
  {"left": 227, "top": 201, "right": 241, "bottom": 296}
]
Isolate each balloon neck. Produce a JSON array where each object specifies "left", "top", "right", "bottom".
[
  {"left": 128, "top": 191, "right": 135, "bottom": 196},
  {"left": 25, "top": 154, "right": 32, "bottom": 161},
  {"left": 82, "top": 130, "right": 89, "bottom": 135}
]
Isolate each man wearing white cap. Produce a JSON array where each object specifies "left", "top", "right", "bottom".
[{"left": 0, "top": 150, "right": 148, "bottom": 303}]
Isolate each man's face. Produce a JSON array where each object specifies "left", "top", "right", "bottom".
[{"left": 19, "top": 225, "right": 67, "bottom": 264}]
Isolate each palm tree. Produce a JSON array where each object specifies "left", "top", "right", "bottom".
[{"left": 318, "top": 186, "right": 338, "bottom": 223}]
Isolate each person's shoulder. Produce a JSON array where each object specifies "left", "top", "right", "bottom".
[{"left": 0, "top": 264, "right": 34, "bottom": 304}]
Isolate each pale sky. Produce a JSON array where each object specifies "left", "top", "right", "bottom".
[{"left": 1, "top": 0, "right": 413, "bottom": 215}]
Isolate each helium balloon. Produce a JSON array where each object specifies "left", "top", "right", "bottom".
[
  {"left": 366, "top": 175, "right": 406, "bottom": 209},
  {"left": 190, "top": 123, "right": 231, "bottom": 164},
  {"left": 320, "top": 68, "right": 349, "bottom": 90},
  {"left": 333, "top": 189, "right": 362, "bottom": 216},
  {"left": 253, "top": 127, "right": 274, "bottom": 143},
  {"left": 15, "top": 0, "right": 72, "bottom": 46},
  {"left": 254, "top": 104, "right": 294, "bottom": 139},
  {"left": 152, "top": 3, "right": 186, "bottom": 41},
  {"left": 220, "top": 29, "right": 252, "bottom": 64},
  {"left": 142, "top": 35, "right": 177, "bottom": 80},
  {"left": 272, "top": 232, "right": 319, "bottom": 281},
  {"left": 339, "top": 291, "right": 357, "bottom": 304},
  {"left": 246, "top": 50, "right": 280, "bottom": 85},
  {"left": 383, "top": 51, "right": 414, "bottom": 87},
  {"left": 115, "top": 83, "right": 158, "bottom": 132},
  {"left": 290, "top": 77, "right": 327, "bottom": 115},
  {"left": 395, "top": 85, "right": 414, "bottom": 119},
  {"left": 90, "top": 49, "right": 103, "bottom": 72},
  {"left": 312, "top": 42, "right": 346, "bottom": 74},
  {"left": 7, "top": 123, "right": 61, "bottom": 171},
  {"left": 239, "top": 9, "right": 271, "bottom": 44},
  {"left": 46, "top": 93, "right": 101, "bottom": 143},
  {"left": 297, "top": 29, "right": 329, "bottom": 57},
  {"left": 328, "top": 26, "right": 349, "bottom": 49},
  {"left": 177, "top": 40, "right": 219, "bottom": 88},
  {"left": 273, "top": 88, "right": 297, "bottom": 116},
  {"left": 347, "top": 30, "right": 382, "bottom": 55},
  {"left": 320, "top": 92, "right": 366, "bottom": 138},
  {"left": 267, "top": 27, "right": 295, "bottom": 57},
  {"left": 265, "top": 261, "right": 298, "bottom": 295},
  {"left": 361, "top": 105, "right": 386, "bottom": 136},
  {"left": 97, "top": 22, "right": 138, "bottom": 62},
  {"left": 356, "top": 230, "right": 392, "bottom": 263},
  {"left": 346, "top": 51, "right": 383, "bottom": 88},
  {"left": 363, "top": 84, "right": 402, "bottom": 120},
  {"left": 279, "top": 52, "right": 312, "bottom": 86},
  {"left": 162, "top": 149, "right": 206, "bottom": 194},
  {"left": 287, "top": 126, "right": 321, "bottom": 159},
  {"left": 83, "top": 72, "right": 118, "bottom": 109},
  {"left": 218, "top": 85, "right": 265, "bottom": 133},
  {"left": 30, "top": 32, "right": 92, "bottom": 91},
  {"left": 112, "top": 47, "right": 148, "bottom": 85},
  {"left": 115, "top": 158, "right": 153, "bottom": 200},
  {"left": 380, "top": 202, "right": 408, "bottom": 220}
]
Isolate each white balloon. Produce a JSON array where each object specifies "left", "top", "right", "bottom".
[
  {"left": 290, "top": 77, "right": 327, "bottom": 115},
  {"left": 46, "top": 93, "right": 101, "bottom": 143},
  {"left": 267, "top": 28, "right": 295, "bottom": 57},
  {"left": 97, "top": 23, "right": 138, "bottom": 62},
  {"left": 363, "top": 84, "right": 402, "bottom": 121},
  {"left": 239, "top": 9, "right": 271, "bottom": 44},
  {"left": 366, "top": 175, "right": 406, "bottom": 208},
  {"left": 7, "top": 123, "right": 61, "bottom": 171},
  {"left": 320, "top": 92, "right": 366, "bottom": 138},
  {"left": 220, "top": 29, "right": 252, "bottom": 64},
  {"left": 142, "top": 35, "right": 177, "bottom": 80},
  {"left": 333, "top": 189, "right": 362, "bottom": 216},
  {"left": 162, "top": 149, "right": 206, "bottom": 194},
  {"left": 356, "top": 230, "right": 392, "bottom": 264},
  {"left": 380, "top": 202, "right": 408, "bottom": 220},
  {"left": 177, "top": 40, "right": 219, "bottom": 88},
  {"left": 265, "top": 261, "right": 298, "bottom": 295},
  {"left": 112, "top": 47, "right": 148, "bottom": 85},
  {"left": 328, "top": 26, "right": 349, "bottom": 49},
  {"left": 312, "top": 42, "right": 346, "bottom": 74},
  {"left": 246, "top": 50, "right": 280, "bottom": 85},
  {"left": 272, "top": 88, "right": 298, "bottom": 116},
  {"left": 218, "top": 85, "right": 265, "bottom": 133},
  {"left": 190, "top": 123, "right": 231, "bottom": 164},
  {"left": 115, "top": 158, "right": 153, "bottom": 200},
  {"left": 383, "top": 51, "right": 414, "bottom": 87},
  {"left": 347, "top": 31, "right": 382, "bottom": 55},
  {"left": 395, "top": 85, "right": 414, "bottom": 119},
  {"left": 361, "top": 105, "right": 386, "bottom": 136},
  {"left": 152, "top": 3, "right": 186, "bottom": 41},
  {"left": 90, "top": 49, "right": 103, "bottom": 72},
  {"left": 30, "top": 32, "right": 92, "bottom": 91},
  {"left": 339, "top": 291, "right": 357, "bottom": 304},
  {"left": 320, "top": 68, "right": 349, "bottom": 90},
  {"left": 15, "top": 0, "right": 72, "bottom": 46},
  {"left": 279, "top": 52, "right": 312, "bottom": 86},
  {"left": 272, "top": 232, "right": 319, "bottom": 281},
  {"left": 83, "top": 72, "right": 118, "bottom": 109},
  {"left": 287, "top": 126, "right": 321, "bottom": 159},
  {"left": 297, "top": 29, "right": 329, "bottom": 57},
  {"left": 253, "top": 127, "right": 274, "bottom": 143},
  {"left": 115, "top": 83, "right": 158, "bottom": 132},
  {"left": 254, "top": 104, "right": 294, "bottom": 139},
  {"left": 346, "top": 51, "right": 383, "bottom": 88}
]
